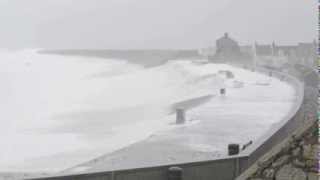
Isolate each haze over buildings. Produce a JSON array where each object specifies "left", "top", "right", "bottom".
[{"left": 0, "top": 0, "right": 317, "bottom": 49}]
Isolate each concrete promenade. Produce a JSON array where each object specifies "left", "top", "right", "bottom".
[{"left": 59, "top": 65, "right": 297, "bottom": 175}]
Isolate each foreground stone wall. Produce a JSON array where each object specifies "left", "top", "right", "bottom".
[
  {"left": 237, "top": 66, "right": 318, "bottom": 180},
  {"left": 244, "top": 122, "right": 318, "bottom": 180}
]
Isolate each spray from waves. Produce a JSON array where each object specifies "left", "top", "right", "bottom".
[{"left": 0, "top": 50, "right": 227, "bottom": 172}]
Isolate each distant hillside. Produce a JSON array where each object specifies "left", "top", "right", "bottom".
[{"left": 38, "top": 49, "right": 201, "bottom": 67}]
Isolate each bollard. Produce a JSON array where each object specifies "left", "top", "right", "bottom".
[
  {"left": 269, "top": 71, "right": 272, "bottom": 77},
  {"left": 220, "top": 88, "right": 226, "bottom": 95},
  {"left": 226, "top": 71, "right": 234, "bottom": 79},
  {"left": 168, "top": 166, "right": 183, "bottom": 180},
  {"left": 176, "top": 108, "right": 186, "bottom": 124},
  {"left": 241, "top": 140, "right": 253, "bottom": 150},
  {"left": 228, "top": 144, "right": 240, "bottom": 156}
]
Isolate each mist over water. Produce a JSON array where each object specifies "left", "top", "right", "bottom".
[
  {"left": 0, "top": 50, "right": 224, "bottom": 172},
  {"left": 0, "top": 49, "right": 296, "bottom": 173}
]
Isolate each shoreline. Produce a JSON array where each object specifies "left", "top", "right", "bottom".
[
  {"left": 0, "top": 53, "right": 296, "bottom": 176},
  {"left": 60, "top": 67, "right": 297, "bottom": 175}
]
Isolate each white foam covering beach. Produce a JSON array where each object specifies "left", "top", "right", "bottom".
[{"left": 0, "top": 50, "right": 296, "bottom": 173}]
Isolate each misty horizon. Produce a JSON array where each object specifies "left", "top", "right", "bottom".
[
  {"left": 0, "top": 0, "right": 317, "bottom": 49},
  {"left": 0, "top": 1, "right": 317, "bottom": 178}
]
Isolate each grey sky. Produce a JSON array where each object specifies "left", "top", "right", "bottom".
[{"left": 0, "top": 0, "right": 316, "bottom": 49}]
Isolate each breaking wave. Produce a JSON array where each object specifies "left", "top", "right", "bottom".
[{"left": 0, "top": 50, "right": 225, "bottom": 172}]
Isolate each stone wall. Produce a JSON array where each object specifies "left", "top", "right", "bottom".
[
  {"left": 236, "top": 65, "right": 318, "bottom": 180},
  {"left": 243, "top": 122, "right": 318, "bottom": 180}
]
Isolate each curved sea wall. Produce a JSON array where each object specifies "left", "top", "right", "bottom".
[
  {"left": 28, "top": 65, "right": 317, "bottom": 180},
  {"left": 236, "top": 66, "right": 318, "bottom": 180}
]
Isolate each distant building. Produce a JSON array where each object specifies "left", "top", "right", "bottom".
[
  {"left": 201, "top": 33, "right": 316, "bottom": 68},
  {"left": 254, "top": 43, "right": 274, "bottom": 56},
  {"left": 254, "top": 41, "right": 317, "bottom": 69},
  {"left": 240, "top": 45, "right": 254, "bottom": 57},
  {"left": 215, "top": 33, "right": 241, "bottom": 58},
  {"left": 209, "top": 33, "right": 252, "bottom": 65}
]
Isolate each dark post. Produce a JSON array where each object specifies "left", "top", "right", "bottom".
[
  {"left": 228, "top": 144, "right": 240, "bottom": 156},
  {"left": 168, "top": 166, "right": 183, "bottom": 180},
  {"left": 176, "top": 108, "right": 186, "bottom": 124},
  {"left": 220, "top": 88, "right": 226, "bottom": 95}
]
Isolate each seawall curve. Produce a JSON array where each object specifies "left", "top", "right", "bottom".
[{"left": 27, "top": 65, "right": 316, "bottom": 180}]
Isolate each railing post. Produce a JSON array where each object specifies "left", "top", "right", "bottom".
[
  {"left": 111, "top": 171, "right": 115, "bottom": 180},
  {"left": 220, "top": 88, "right": 226, "bottom": 95}
]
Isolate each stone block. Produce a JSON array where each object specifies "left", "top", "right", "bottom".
[
  {"left": 249, "top": 178, "right": 263, "bottom": 180},
  {"left": 305, "top": 159, "right": 317, "bottom": 168},
  {"left": 291, "top": 169, "right": 307, "bottom": 180},
  {"left": 258, "top": 158, "right": 273, "bottom": 169},
  {"left": 275, "top": 165, "right": 293, "bottom": 180},
  {"left": 302, "top": 144, "right": 316, "bottom": 159},
  {"left": 272, "top": 155, "right": 290, "bottom": 168},
  {"left": 292, "top": 158, "right": 305, "bottom": 168},
  {"left": 275, "top": 165, "right": 307, "bottom": 180},
  {"left": 307, "top": 173, "right": 318, "bottom": 180},
  {"left": 291, "top": 147, "right": 301, "bottom": 157},
  {"left": 262, "top": 168, "right": 275, "bottom": 179}
]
